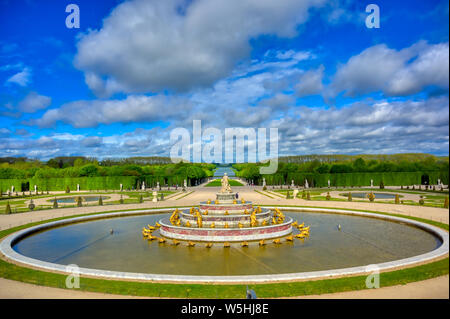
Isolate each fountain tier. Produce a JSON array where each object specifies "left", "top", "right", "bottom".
[{"left": 159, "top": 191, "right": 294, "bottom": 242}]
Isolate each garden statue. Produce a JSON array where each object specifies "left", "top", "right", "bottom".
[
  {"left": 221, "top": 173, "right": 232, "bottom": 193},
  {"left": 304, "top": 179, "right": 309, "bottom": 189},
  {"left": 152, "top": 191, "right": 158, "bottom": 202}
]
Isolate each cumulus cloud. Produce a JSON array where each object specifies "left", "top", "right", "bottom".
[
  {"left": 74, "top": 0, "right": 325, "bottom": 96},
  {"left": 18, "top": 92, "right": 52, "bottom": 113},
  {"left": 271, "top": 96, "right": 449, "bottom": 155},
  {"left": 5, "top": 67, "right": 32, "bottom": 87},
  {"left": 295, "top": 65, "right": 324, "bottom": 97},
  {"left": 31, "top": 95, "right": 192, "bottom": 128},
  {"left": 328, "top": 41, "right": 449, "bottom": 97},
  {"left": 3, "top": 96, "right": 448, "bottom": 159}
]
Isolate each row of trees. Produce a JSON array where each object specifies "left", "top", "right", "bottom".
[{"left": 0, "top": 156, "right": 216, "bottom": 190}]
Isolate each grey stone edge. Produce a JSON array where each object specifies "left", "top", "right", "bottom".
[{"left": 0, "top": 206, "right": 448, "bottom": 284}]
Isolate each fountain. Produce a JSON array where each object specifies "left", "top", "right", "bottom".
[{"left": 156, "top": 173, "right": 296, "bottom": 243}]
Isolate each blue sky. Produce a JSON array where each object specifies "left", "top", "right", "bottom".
[{"left": 0, "top": 0, "right": 448, "bottom": 161}]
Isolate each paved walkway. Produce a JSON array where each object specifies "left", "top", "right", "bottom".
[{"left": 0, "top": 186, "right": 448, "bottom": 298}]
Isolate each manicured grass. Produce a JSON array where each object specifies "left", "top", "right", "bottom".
[
  {"left": 205, "top": 179, "right": 244, "bottom": 187},
  {"left": 0, "top": 205, "right": 448, "bottom": 298},
  {"left": 254, "top": 190, "right": 274, "bottom": 198}
]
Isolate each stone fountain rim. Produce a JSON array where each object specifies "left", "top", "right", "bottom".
[{"left": 0, "top": 206, "right": 448, "bottom": 284}]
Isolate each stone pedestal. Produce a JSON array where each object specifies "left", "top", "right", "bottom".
[{"left": 215, "top": 192, "right": 236, "bottom": 203}]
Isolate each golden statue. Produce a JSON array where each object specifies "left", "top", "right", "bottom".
[
  {"left": 196, "top": 211, "right": 203, "bottom": 228},
  {"left": 277, "top": 211, "right": 285, "bottom": 223},
  {"left": 170, "top": 209, "right": 180, "bottom": 225},
  {"left": 250, "top": 211, "right": 258, "bottom": 227}
]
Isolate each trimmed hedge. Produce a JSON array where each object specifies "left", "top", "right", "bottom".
[
  {"left": 0, "top": 175, "right": 186, "bottom": 192},
  {"left": 262, "top": 171, "right": 448, "bottom": 187}
]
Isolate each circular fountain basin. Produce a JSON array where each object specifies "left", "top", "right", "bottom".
[{"left": 1, "top": 207, "right": 447, "bottom": 283}]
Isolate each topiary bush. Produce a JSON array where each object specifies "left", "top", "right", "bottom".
[
  {"left": 66, "top": 186, "right": 70, "bottom": 193},
  {"left": 98, "top": 196, "right": 103, "bottom": 206},
  {"left": 76, "top": 196, "right": 82, "bottom": 207},
  {"left": 53, "top": 198, "right": 58, "bottom": 209},
  {"left": 306, "top": 191, "right": 311, "bottom": 200},
  {"left": 139, "top": 194, "right": 143, "bottom": 203},
  {"left": 419, "top": 196, "right": 425, "bottom": 205},
  {"left": 262, "top": 185, "right": 267, "bottom": 191},
  {"left": 379, "top": 180, "right": 384, "bottom": 189},
  {"left": 28, "top": 199, "right": 35, "bottom": 211},
  {"left": 444, "top": 197, "right": 449, "bottom": 209},
  {"left": 326, "top": 192, "right": 331, "bottom": 200},
  {"left": 348, "top": 192, "right": 352, "bottom": 201},
  {"left": 119, "top": 195, "right": 124, "bottom": 204},
  {"left": 395, "top": 194, "right": 400, "bottom": 204},
  {"left": 5, "top": 202, "right": 11, "bottom": 214}
]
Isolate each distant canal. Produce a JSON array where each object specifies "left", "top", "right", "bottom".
[{"left": 213, "top": 166, "right": 236, "bottom": 177}]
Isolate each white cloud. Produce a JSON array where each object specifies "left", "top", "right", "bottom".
[
  {"left": 329, "top": 41, "right": 449, "bottom": 97},
  {"left": 32, "top": 95, "right": 192, "bottom": 128},
  {"left": 18, "top": 92, "right": 52, "bottom": 113},
  {"left": 74, "top": 0, "right": 325, "bottom": 96},
  {"left": 5, "top": 67, "right": 32, "bottom": 87},
  {"left": 295, "top": 65, "right": 324, "bottom": 97}
]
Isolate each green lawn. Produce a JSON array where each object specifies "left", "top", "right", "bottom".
[{"left": 205, "top": 179, "right": 244, "bottom": 187}]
